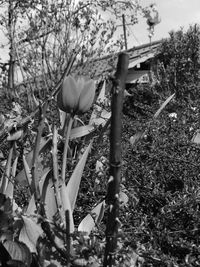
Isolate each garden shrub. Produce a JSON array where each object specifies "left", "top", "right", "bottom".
[
  {"left": 120, "top": 24, "right": 200, "bottom": 266},
  {"left": 155, "top": 24, "right": 200, "bottom": 100}
]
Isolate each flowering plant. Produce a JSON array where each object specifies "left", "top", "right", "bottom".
[{"left": 57, "top": 75, "right": 96, "bottom": 115}]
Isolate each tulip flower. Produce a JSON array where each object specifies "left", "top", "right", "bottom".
[
  {"left": 57, "top": 75, "right": 96, "bottom": 182},
  {"left": 57, "top": 75, "right": 96, "bottom": 115}
]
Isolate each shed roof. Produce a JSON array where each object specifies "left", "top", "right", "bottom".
[{"left": 74, "top": 40, "right": 162, "bottom": 79}]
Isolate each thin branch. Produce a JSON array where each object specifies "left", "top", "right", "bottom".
[
  {"left": 0, "top": 50, "right": 78, "bottom": 145},
  {"left": 17, "top": 29, "right": 54, "bottom": 45}
]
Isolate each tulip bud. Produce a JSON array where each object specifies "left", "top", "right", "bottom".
[
  {"left": 57, "top": 75, "right": 79, "bottom": 114},
  {"left": 57, "top": 75, "right": 96, "bottom": 115},
  {"left": 78, "top": 80, "right": 96, "bottom": 114}
]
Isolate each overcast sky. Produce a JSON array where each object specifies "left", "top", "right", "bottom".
[
  {"left": 0, "top": 0, "right": 200, "bottom": 62},
  {"left": 126, "top": 0, "right": 200, "bottom": 47}
]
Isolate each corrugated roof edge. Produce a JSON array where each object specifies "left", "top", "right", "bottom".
[
  {"left": 84, "top": 39, "right": 164, "bottom": 64},
  {"left": 73, "top": 39, "right": 164, "bottom": 78}
]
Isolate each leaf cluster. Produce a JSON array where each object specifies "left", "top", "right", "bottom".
[{"left": 155, "top": 24, "right": 200, "bottom": 100}]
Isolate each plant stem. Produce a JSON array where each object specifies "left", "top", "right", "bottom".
[
  {"left": 65, "top": 210, "right": 71, "bottom": 266},
  {"left": 103, "top": 53, "right": 129, "bottom": 267},
  {"left": 52, "top": 125, "right": 61, "bottom": 211},
  {"left": 61, "top": 116, "right": 74, "bottom": 182},
  {"left": 31, "top": 103, "right": 48, "bottom": 204}
]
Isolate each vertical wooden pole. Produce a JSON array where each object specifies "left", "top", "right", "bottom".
[
  {"left": 103, "top": 53, "right": 129, "bottom": 267},
  {"left": 122, "top": 14, "right": 128, "bottom": 50},
  {"left": 8, "top": 0, "right": 15, "bottom": 99}
]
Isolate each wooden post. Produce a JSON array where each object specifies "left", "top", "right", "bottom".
[
  {"left": 122, "top": 14, "right": 128, "bottom": 50},
  {"left": 8, "top": 0, "right": 15, "bottom": 99},
  {"left": 103, "top": 53, "right": 129, "bottom": 267}
]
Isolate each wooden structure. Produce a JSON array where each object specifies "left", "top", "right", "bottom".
[{"left": 74, "top": 40, "right": 162, "bottom": 84}]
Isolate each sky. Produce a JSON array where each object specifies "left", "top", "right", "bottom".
[
  {"left": 0, "top": 0, "right": 200, "bottom": 62},
  {"left": 124, "top": 0, "right": 200, "bottom": 48}
]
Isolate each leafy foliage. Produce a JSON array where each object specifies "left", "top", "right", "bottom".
[
  {"left": 155, "top": 24, "right": 200, "bottom": 100},
  {"left": 120, "top": 25, "right": 200, "bottom": 266}
]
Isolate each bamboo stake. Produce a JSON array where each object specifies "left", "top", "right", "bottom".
[{"left": 103, "top": 52, "right": 129, "bottom": 267}]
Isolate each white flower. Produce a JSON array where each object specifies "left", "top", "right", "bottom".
[{"left": 168, "top": 112, "right": 177, "bottom": 119}]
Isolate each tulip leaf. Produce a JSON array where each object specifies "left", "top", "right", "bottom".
[
  {"left": 38, "top": 137, "right": 52, "bottom": 154},
  {"left": 39, "top": 169, "right": 58, "bottom": 221},
  {"left": 70, "top": 125, "right": 95, "bottom": 139},
  {"left": 19, "top": 215, "right": 43, "bottom": 253},
  {"left": 25, "top": 194, "right": 36, "bottom": 216},
  {"left": 192, "top": 131, "right": 200, "bottom": 144},
  {"left": 12, "top": 155, "right": 19, "bottom": 178},
  {"left": 3, "top": 240, "right": 31, "bottom": 265},
  {"left": 74, "top": 116, "right": 85, "bottom": 126},
  {"left": 0, "top": 242, "right": 11, "bottom": 263},
  {"left": 0, "top": 145, "right": 13, "bottom": 194},
  {"left": 4, "top": 156, "right": 18, "bottom": 199},
  {"left": 59, "top": 109, "right": 66, "bottom": 129},
  {"left": 4, "top": 181, "right": 14, "bottom": 201},
  {"left": 60, "top": 182, "right": 74, "bottom": 233},
  {"left": 16, "top": 137, "right": 51, "bottom": 185},
  {"left": 66, "top": 142, "right": 92, "bottom": 212},
  {"left": 78, "top": 201, "right": 105, "bottom": 234},
  {"left": 22, "top": 155, "right": 32, "bottom": 187},
  {"left": 32, "top": 93, "right": 40, "bottom": 108},
  {"left": 154, "top": 93, "right": 175, "bottom": 118}
]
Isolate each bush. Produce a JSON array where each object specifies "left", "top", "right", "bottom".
[{"left": 155, "top": 24, "right": 200, "bottom": 100}]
